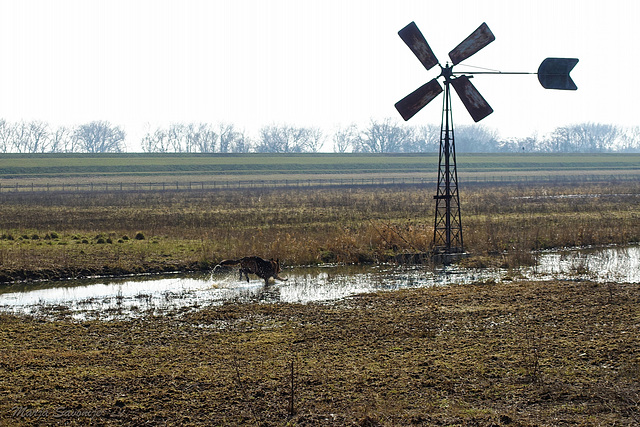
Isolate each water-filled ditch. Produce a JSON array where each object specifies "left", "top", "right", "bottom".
[{"left": 1, "top": 245, "right": 638, "bottom": 320}]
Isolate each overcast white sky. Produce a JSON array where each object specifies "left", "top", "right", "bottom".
[{"left": 0, "top": 0, "right": 637, "bottom": 151}]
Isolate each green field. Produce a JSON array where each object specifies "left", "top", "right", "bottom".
[{"left": 1, "top": 153, "right": 639, "bottom": 190}]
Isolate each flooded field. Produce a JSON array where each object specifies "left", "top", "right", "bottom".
[{"left": 1, "top": 245, "right": 639, "bottom": 320}]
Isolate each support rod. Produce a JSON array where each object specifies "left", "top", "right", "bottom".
[{"left": 452, "top": 71, "right": 535, "bottom": 75}]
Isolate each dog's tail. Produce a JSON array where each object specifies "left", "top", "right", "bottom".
[{"left": 213, "top": 259, "right": 240, "bottom": 273}]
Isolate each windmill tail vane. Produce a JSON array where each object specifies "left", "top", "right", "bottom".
[{"left": 395, "top": 21, "right": 578, "bottom": 258}]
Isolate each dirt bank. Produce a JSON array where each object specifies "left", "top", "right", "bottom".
[{"left": 1, "top": 279, "right": 638, "bottom": 426}]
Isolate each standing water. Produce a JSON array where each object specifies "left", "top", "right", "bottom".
[{"left": 1, "top": 245, "right": 638, "bottom": 320}]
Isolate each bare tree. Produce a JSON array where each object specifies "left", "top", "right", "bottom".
[
  {"left": 305, "top": 127, "right": 324, "bottom": 152},
  {"left": 11, "top": 121, "right": 27, "bottom": 153},
  {"left": 218, "top": 123, "right": 243, "bottom": 153},
  {"left": 574, "top": 123, "right": 619, "bottom": 152},
  {"left": 192, "top": 123, "right": 218, "bottom": 153},
  {"left": 182, "top": 123, "right": 197, "bottom": 153},
  {"left": 229, "top": 129, "right": 252, "bottom": 153},
  {"left": 332, "top": 124, "right": 358, "bottom": 153},
  {"left": 141, "top": 127, "right": 172, "bottom": 153},
  {"left": 543, "top": 126, "right": 571, "bottom": 152},
  {"left": 166, "top": 124, "right": 186, "bottom": 153},
  {"left": 30, "top": 121, "right": 51, "bottom": 153},
  {"left": 75, "top": 121, "right": 125, "bottom": 153},
  {"left": 454, "top": 124, "right": 500, "bottom": 153},
  {"left": 11, "top": 121, "right": 51, "bottom": 153},
  {"left": 544, "top": 123, "right": 620, "bottom": 153},
  {"left": 619, "top": 126, "right": 640, "bottom": 152},
  {"left": 353, "top": 118, "right": 414, "bottom": 153},
  {"left": 145, "top": 122, "right": 252, "bottom": 153},
  {"left": 255, "top": 124, "right": 323, "bottom": 153},
  {"left": 256, "top": 125, "right": 289, "bottom": 152},
  {"left": 165, "top": 123, "right": 209, "bottom": 153},
  {"left": 49, "top": 126, "right": 76, "bottom": 153},
  {"left": 498, "top": 133, "right": 539, "bottom": 152},
  {"left": 0, "top": 119, "right": 13, "bottom": 153},
  {"left": 411, "top": 124, "right": 440, "bottom": 152}
]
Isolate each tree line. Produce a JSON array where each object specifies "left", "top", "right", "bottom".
[
  {"left": 0, "top": 120, "right": 125, "bottom": 154},
  {"left": 1, "top": 118, "right": 639, "bottom": 154}
]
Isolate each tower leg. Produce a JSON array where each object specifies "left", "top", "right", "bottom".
[{"left": 433, "top": 81, "right": 463, "bottom": 255}]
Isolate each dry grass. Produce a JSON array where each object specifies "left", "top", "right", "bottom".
[{"left": 1, "top": 181, "right": 639, "bottom": 281}]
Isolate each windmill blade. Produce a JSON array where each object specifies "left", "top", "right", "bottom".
[
  {"left": 537, "top": 57, "right": 579, "bottom": 90},
  {"left": 395, "top": 79, "right": 443, "bottom": 121},
  {"left": 398, "top": 21, "right": 439, "bottom": 71},
  {"left": 450, "top": 76, "right": 493, "bottom": 122},
  {"left": 448, "top": 22, "right": 495, "bottom": 65}
]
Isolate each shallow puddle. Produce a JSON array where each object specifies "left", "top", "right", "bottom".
[
  {"left": 532, "top": 245, "right": 640, "bottom": 283},
  {"left": 1, "top": 245, "right": 638, "bottom": 320}
]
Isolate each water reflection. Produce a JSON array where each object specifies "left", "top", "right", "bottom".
[
  {"left": 1, "top": 245, "right": 638, "bottom": 320},
  {"left": 532, "top": 245, "right": 640, "bottom": 283}
]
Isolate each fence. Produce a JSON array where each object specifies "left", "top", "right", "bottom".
[{"left": 0, "top": 173, "right": 638, "bottom": 193}]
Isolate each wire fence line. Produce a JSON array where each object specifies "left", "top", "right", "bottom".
[{"left": 1, "top": 173, "right": 638, "bottom": 194}]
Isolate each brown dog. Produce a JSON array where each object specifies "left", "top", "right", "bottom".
[{"left": 217, "top": 256, "right": 287, "bottom": 286}]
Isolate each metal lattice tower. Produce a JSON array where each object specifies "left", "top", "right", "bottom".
[
  {"left": 433, "top": 75, "right": 463, "bottom": 253},
  {"left": 394, "top": 21, "right": 578, "bottom": 257}
]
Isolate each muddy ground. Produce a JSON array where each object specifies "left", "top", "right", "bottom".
[{"left": 1, "top": 278, "right": 639, "bottom": 426}]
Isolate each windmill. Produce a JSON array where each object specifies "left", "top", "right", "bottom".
[{"left": 394, "top": 21, "right": 577, "bottom": 259}]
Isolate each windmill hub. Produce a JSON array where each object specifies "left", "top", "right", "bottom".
[
  {"left": 439, "top": 63, "right": 454, "bottom": 82},
  {"left": 394, "top": 21, "right": 578, "bottom": 259}
]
